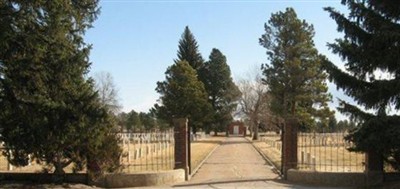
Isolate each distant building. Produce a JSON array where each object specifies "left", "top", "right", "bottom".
[{"left": 228, "top": 121, "right": 246, "bottom": 136}]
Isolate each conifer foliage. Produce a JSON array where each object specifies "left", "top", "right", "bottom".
[
  {"left": 155, "top": 61, "right": 211, "bottom": 133},
  {"left": 157, "top": 27, "right": 239, "bottom": 134},
  {"left": 260, "top": 8, "right": 333, "bottom": 130},
  {"left": 200, "top": 49, "right": 241, "bottom": 133},
  {"left": 0, "top": 1, "right": 121, "bottom": 174},
  {"left": 324, "top": 0, "right": 400, "bottom": 170},
  {"left": 175, "top": 26, "right": 204, "bottom": 71}
]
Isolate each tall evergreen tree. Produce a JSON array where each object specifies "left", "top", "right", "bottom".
[
  {"left": 324, "top": 0, "right": 400, "bottom": 170},
  {"left": 175, "top": 26, "right": 204, "bottom": 71},
  {"left": 155, "top": 61, "right": 211, "bottom": 133},
  {"left": 0, "top": 1, "right": 121, "bottom": 174},
  {"left": 260, "top": 8, "right": 333, "bottom": 130},
  {"left": 200, "top": 48, "right": 241, "bottom": 133}
]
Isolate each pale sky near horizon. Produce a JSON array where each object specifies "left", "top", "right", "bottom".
[{"left": 85, "top": 0, "right": 353, "bottom": 120}]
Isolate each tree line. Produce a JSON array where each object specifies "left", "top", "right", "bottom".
[{"left": 116, "top": 110, "right": 169, "bottom": 132}]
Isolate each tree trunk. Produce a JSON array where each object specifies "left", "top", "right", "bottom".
[
  {"left": 52, "top": 153, "right": 72, "bottom": 174},
  {"left": 54, "top": 162, "right": 66, "bottom": 174},
  {"left": 249, "top": 124, "right": 253, "bottom": 136},
  {"left": 252, "top": 121, "right": 259, "bottom": 140}
]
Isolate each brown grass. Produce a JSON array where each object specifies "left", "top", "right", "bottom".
[
  {"left": 0, "top": 155, "right": 81, "bottom": 173},
  {"left": 0, "top": 155, "right": 44, "bottom": 173},
  {"left": 253, "top": 141, "right": 282, "bottom": 170}
]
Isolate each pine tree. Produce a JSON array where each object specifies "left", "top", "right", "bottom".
[
  {"left": 155, "top": 61, "right": 211, "bottom": 133},
  {"left": 200, "top": 48, "right": 241, "bottom": 133},
  {"left": 260, "top": 8, "right": 333, "bottom": 130},
  {"left": 175, "top": 26, "right": 204, "bottom": 71},
  {"left": 324, "top": 0, "right": 400, "bottom": 170},
  {"left": 0, "top": 1, "right": 121, "bottom": 174}
]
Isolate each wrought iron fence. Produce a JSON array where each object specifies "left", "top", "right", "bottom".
[
  {"left": 118, "top": 129, "right": 175, "bottom": 173},
  {"left": 259, "top": 132, "right": 365, "bottom": 173},
  {"left": 297, "top": 132, "right": 365, "bottom": 172},
  {"left": 0, "top": 129, "right": 175, "bottom": 173}
]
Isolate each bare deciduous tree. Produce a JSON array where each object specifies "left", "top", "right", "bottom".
[
  {"left": 94, "top": 71, "right": 122, "bottom": 114},
  {"left": 237, "top": 67, "right": 275, "bottom": 140}
]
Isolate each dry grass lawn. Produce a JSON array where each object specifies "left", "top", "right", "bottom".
[
  {"left": 190, "top": 136, "right": 225, "bottom": 171},
  {"left": 253, "top": 140, "right": 282, "bottom": 170},
  {"left": 0, "top": 155, "right": 79, "bottom": 173}
]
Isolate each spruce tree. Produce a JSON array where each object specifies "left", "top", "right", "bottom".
[
  {"left": 0, "top": 1, "right": 121, "bottom": 174},
  {"left": 200, "top": 48, "right": 241, "bottom": 133},
  {"left": 175, "top": 26, "right": 204, "bottom": 71},
  {"left": 155, "top": 61, "right": 211, "bottom": 133},
  {"left": 324, "top": 0, "right": 400, "bottom": 170},
  {"left": 260, "top": 8, "right": 333, "bottom": 130}
]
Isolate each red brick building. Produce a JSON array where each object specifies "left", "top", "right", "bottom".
[{"left": 228, "top": 121, "right": 246, "bottom": 136}]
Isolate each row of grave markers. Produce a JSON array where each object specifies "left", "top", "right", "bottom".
[
  {"left": 122, "top": 140, "right": 172, "bottom": 162},
  {"left": 261, "top": 137, "right": 282, "bottom": 152},
  {"left": 119, "top": 129, "right": 175, "bottom": 172},
  {"left": 260, "top": 137, "right": 318, "bottom": 170}
]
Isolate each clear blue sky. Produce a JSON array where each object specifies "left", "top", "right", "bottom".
[{"left": 85, "top": 0, "right": 352, "bottom": 120}]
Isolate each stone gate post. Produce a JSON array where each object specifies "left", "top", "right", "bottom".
[
  {"left": 173, "top": 118, "right": 190, "bottom": 180},
  {"left": 282, "top": 117, "right": 298, "bottom": 179}
]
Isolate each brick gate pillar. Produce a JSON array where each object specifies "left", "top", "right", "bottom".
[
  {"left": 173, "top": 118, "right": 190, "bottom": 180},
  {"left": 365, "top": 150, "right": 383, "bottom": 186},
  {"left": 282, "top": 117, "right": 298, "bottom": 179}
]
